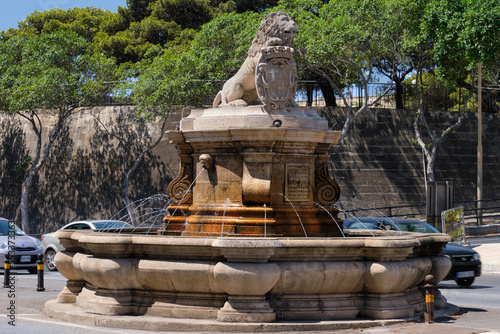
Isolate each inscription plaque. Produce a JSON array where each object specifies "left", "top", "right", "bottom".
[{"left": 285, "top": 164, "right": 312, "bottom": 202}]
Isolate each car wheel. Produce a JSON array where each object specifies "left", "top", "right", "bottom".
[
  {"left": 456, "top": 277, "right": 474, "bottom": 287},
  {"left": 28, "top": 268, "right": 37, "bottom": 274},
  {"left": 45, "top": 249, "right": 57, "bottom": 271}
]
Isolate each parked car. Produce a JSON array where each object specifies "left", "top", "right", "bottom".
[
  {"left": 0, "top": 217, "right": 44, "bottom": 274},
  {"left": 41, "top": 220, "right": 133, "bottom": 271},
  {"left": 343, "top": 217, "right": 481, "bottom": 287}
]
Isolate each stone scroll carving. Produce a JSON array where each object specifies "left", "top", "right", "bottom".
[
  {"left": 212, "top": 11, "right": 298, "bottom": 108},
  {"left": 166, "top": 156, "right": 193, "bottom": 204},
  {"left": 314, "top": 163, "right": 340, "bottom": 206}
]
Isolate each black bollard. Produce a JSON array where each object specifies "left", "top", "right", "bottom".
[
  {"left": 36, "top": 254, "right": 45, "bottom": 292},
  {"left": 424, "top": 274, "right": 434, "bottom": 323},
  {"left": 3, "top": 253, "right": 11, "bottom": 288}
]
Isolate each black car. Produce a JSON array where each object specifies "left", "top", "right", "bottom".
[{"left": 343, "top": 217, "right": 481, "bottom": 287}]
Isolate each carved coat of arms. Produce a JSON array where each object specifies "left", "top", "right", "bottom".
[{"left": 255, "top": 46, "right": 298, "bottom": 110}]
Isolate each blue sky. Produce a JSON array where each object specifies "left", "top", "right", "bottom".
[{"left": 1, "top": 0, "right": 127, "bottom": 32}]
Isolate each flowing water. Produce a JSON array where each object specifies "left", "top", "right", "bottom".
[
  {"left": 280, "top": 193, "right": 308, "bottom": 238},
  {"left": 220, "top": 198, "right": 231, "bottom": 236},
  {"left": 163, "top": 169, "right": 204, "bottom": 230},
  {"left": 102, "top": 188, "right": 405, "bottom": 238},
  {"left": 315, "top": 202, "right": 345, "bottom": 237},
  {"left": 263, "top": 203, "right": 267, "bottom": 237}
]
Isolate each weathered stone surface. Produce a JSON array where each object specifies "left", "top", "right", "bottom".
[
  {"left": 50, "top": 230, "right": 451, "bottom": 322},
  {"left": 212, "top": 12, "right": 298, "bottom": 108},
  {"left": 161, "top": 105, "right": 343, "bottom": 237}
]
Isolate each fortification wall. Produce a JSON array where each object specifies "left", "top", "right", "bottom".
[
  {"left": 1, "top": 106, "right": 498, "bottom": 233},
  {"left": 322, "top": 107, "right": 499, "bottom": 217}
]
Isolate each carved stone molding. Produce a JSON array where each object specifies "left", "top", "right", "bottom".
[
  {"left": 255, "top": 46, "right": 298, "bottom": 109},
  {"left": 167, "top": 155, "right": 193, "bottom": 204},
  {"left": 314, "top": 162, "right": 340, "bottom": 206}
]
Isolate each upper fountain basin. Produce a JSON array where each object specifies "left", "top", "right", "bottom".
[{"left": 180, "top": 106, "right": 332, "bottom": 132}]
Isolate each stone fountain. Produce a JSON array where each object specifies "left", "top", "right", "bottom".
[{"left": 45, "top": 12, "right": 452, "bottom": 331}]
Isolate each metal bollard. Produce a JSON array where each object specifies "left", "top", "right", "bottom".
[
  {"left": 3, "top": 253, "right": 11, "bottom": 288},
  {"left": 36, "top": 254, "right": 45, "bottom": 292},
  {"left": 424, "top": 274, "right": 434, "bottom": 323}
]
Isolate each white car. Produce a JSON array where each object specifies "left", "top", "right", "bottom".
[
  {"left": 40, "top": 220, "right": 132, "bottom": 271},
  {"left": 0, "top": 218, "right": 44, "bottom": 274}
]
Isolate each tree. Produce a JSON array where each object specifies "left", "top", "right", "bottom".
[
  {"left": 0, "top": 7, "right": 123, "bottom": 42},
  {"left": 424, "top": 0, "right": 500, "bottom": 82},
  {"left": 411, "top": 0, "right": 500, "bottom": 182},
  {"left": 373, "top": 0, "right": 427, "bottom": 109},
  {"left": 412, "top": 73, "right": 468, "bottom": 182},
  {"left": 0, "top": 30, "right": 116, "bottom": 232},
  {"left": 296, "top": 0, "right": 393, "bottom": 141},
  {"left": 423, "top": 0, "right": 500, "bottom": 110},
  {"left": 128, "top": 11, "right": 263, "bottom": 114}
]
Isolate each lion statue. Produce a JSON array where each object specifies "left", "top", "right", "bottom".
[{"left": 212, "top": 11, "right": 298, "bottom": 108}]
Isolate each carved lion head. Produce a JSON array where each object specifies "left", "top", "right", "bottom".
[{"left": 248, "top": 11, "right": 298, "bottom": 57}]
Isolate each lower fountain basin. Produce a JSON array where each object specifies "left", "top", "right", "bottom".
[{"left": 47, "top": 229, "right": 452, "bottom": 323}]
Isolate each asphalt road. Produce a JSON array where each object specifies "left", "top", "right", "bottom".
[
  {"left": 0, "top": 270, "right": 152, "bottom": 333},
  {"left": 439, "top": 272, "right": 500, "bottom": 308}
]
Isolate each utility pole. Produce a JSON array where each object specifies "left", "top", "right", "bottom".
[{"left": 477, "top": 62, "right": 483, "bottom": 225}]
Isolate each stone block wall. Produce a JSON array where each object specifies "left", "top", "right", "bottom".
[
  {"left": 0, "top": 106, "right": 183, "bottom": 233},
  {"left": 1, "top": 105, "right": 498, "bottom": 233},
  {"left": 321, "top": 107, "right": 499, "bottom": 217}
]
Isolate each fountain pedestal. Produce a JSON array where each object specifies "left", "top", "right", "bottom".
[{"left": 160, "top": 106, "right": 342, "bottom": 237}]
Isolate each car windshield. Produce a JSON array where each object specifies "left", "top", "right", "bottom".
[
  {"left": 395, "top": 221, "right": 440, "bottom": 233},
  {"left": 0, "top": 220, "right": 26, "bottom": 236},
  {"left": 93, "top": 222, "right": 131, "bottom": 229}
]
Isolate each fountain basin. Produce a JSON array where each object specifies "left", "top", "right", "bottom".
[{"left": 47, "top": 229, "right": 452, "bottom": 322}]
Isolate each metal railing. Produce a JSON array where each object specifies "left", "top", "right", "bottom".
[
  {"left": 339, "top": 198, "right": 500, "bottom": 226},
  {"left": 73, "top": 80, "right": 500, "bottom": 113},
  {"left": 456, "top": 198, "right": 500, "bottom": 226},
  {"left": 339, "top": 203, "right": 427, "bottom": 220},
  {"left": 294, "top": 81, "right": 500, "bottom": 112}
]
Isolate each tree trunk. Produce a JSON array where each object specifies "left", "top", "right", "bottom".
[
  {"left": 319, "top": 82, "right": 337, "bottom": 107},
  {"left": 395, "top": 79, "right": 404, "bottom": 109},
  {"left": 20, "top": 172, "right": 34, "bottom": 233}
]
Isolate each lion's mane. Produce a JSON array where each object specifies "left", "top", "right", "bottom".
[{"left": 248, "top": 11, "right": 293, "bottom": 57}]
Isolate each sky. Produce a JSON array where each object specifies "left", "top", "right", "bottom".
[{"left": 0, "top": 0, "right": 127, "bottom": 32}]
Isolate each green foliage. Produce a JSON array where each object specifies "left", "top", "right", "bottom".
[
  {"left": 294, "top": 0, "right": 390, "bottom": 93},
  {"left": 15, "top": 156, "right": 32, "bottom": 175},
  {"left": 1, "top": 7, "right": 123, "bottom": 42},
  {"left": 423, "top": 0, "right": 500, "bottom": 82},
  {"left": 404, "top": 72, "right": 479, "bottom": 112},
  {"left": 128, "top": 11, "right": 262, "bottom": 118},
  {"left": 150, "top": 0, "right": 215, "bottom": 30},
  {"left": 0, "top": 30, "right": 117, "bottom": 113}
]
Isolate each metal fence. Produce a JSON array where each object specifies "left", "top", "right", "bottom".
[
  {"left": 294, "top": 81, "right": 500, "bottom": 113},
  {"left": 87, "top": 80, "right": 500, "bottom": 113},
  {"left": 340, "top": 198, "right": 500, "bottom": 226}
]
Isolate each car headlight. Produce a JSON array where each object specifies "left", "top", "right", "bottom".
[
  {"left": 35, "top": 239, "right": 43, "bottom": 249},
  {"left": 473, "top": 253, "right": 480, "bottom": 261}
]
